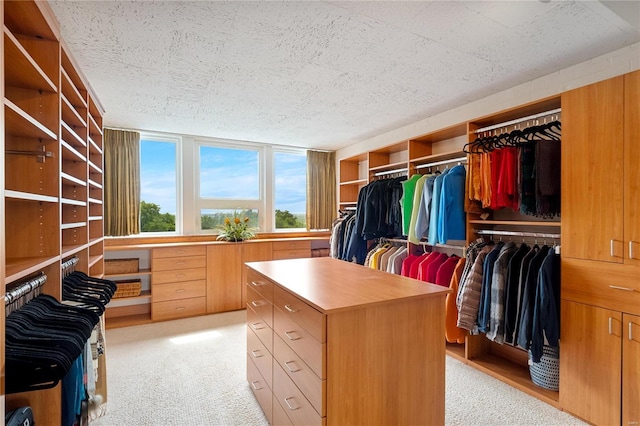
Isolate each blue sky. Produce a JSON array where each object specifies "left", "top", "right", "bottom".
[{"left": 140, "top": 140, "right": 306, "bottom": 215}]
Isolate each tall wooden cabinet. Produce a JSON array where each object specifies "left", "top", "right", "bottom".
[
  {"left": 2, "top": 0, "right": 105, "bottom": 422},
  {"left": 560, "top": 71, "right": 640, "bottom": 425}
]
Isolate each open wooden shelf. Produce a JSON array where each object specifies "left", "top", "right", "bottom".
[
  {"left": 104, "top": 313, "right": 153, "bottom": 330},
  {"left": 468, "top": 220, "right": 561, "bottom": 227}
]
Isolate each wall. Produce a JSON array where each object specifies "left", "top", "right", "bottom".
[{"left": 337, "top": 41, "right": 640, "bottom": 160}]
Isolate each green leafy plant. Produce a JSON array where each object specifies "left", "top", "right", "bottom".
[{"left": 216, "top": 212, "right": 255, "bottom": 242}]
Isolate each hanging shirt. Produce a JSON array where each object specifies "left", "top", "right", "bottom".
[
  {"left": 408, "top": 175, "right": 429, "bottom": 244},
  {"left": 480, "top": 152, "right": 492, "bottom": 208},
  {"left": 503, "top": 243, "right": 530, "bottom": 344},
  {"left": 477, "top": 242, "right": 505, "bottom": 334},
  {"left": 400, "top": 254, "right": 421, "bottom": 277},
  {"left": 486, "top": 242, "right": 519, "bottom": 343},
  {"left": 516, "top": 245, "right": 551, "bottom": 350},
  {"left": 400, "top": 175, "right": 422, "bottom": 236},
  {"left": 426, "top": 252, "right": 449, "bottom": 284},
  {"left": 427, "top": 169, "right": 449, "bottom": 245},
  {"left": 379, "top": 246, "right": 400, "bottom": 272},
  {"left": 388, "top": 247, "right": 408, "bottom": 275},
  {"left": 445, "top": 257, "right": 467, "bottom": 344},
  {"left": 416, "top": 252, "right": 441, "bottom": 282},
  {"left": 414, "top": 175, "right": 437, "bottom": 242},
  {"left": 530, "top": 250, "right": 561, "bottom": 363},
  {"left": 437, "top": 165, "right": 466, "bottom": 244}
]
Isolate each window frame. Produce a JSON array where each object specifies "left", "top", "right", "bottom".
[
  {"left": 138, "top": 133, "right": 182, "bottom": 235},
  {"left": 272, "top": 147, "right": 308, "bottom": 232},
  {"left": 195, "top": 140, "right": 266, "bottom": 233}
]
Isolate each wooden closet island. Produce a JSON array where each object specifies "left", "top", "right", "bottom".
[{"left": 245, "top": 257, "right": 451, "bottom": 426}]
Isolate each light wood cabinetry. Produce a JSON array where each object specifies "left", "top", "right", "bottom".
[
  {"left": 560, "top": 71, "right": 640, "bottom": 425},
  {"left": 246, "top": 258, "right": 449, "bottom": 425},
  {"left": 560, "top": 300, "right": 640, "bottom": 426},
  {"left": 104, "top": 238, "right": 327, "bottom": 327},
  {"left": 152, "top": 246, "right": 207, "bottom": 321},
  {"left": 2, "top": 0, "right": 105, "bottom": 421},
  {"left": 207, "top": 244, "right": 242, "bottom": 313}
]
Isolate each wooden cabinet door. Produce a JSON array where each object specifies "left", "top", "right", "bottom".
[
  {"left": 561, "top": 76, "right": 624, "bottom": 263},
  {"left": 206, "top": 244, "right": 242, "bottom": 312},
  {"left": 560, "top": 300, "right": 621, "bottom": 425},
  {"left": 241, "top": 242, "right": 272, "bottom": 307},
  {"left": 625, "top": 71, "right": 640, "bottom": 265},
  {"left": 623, "top": 313, "right": 640, "bottom": 426}
]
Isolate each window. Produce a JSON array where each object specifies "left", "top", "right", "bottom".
[
  {"left": 198, "top": 144, "right": 262, "bottom": 231},
  {"left": 274, "top": 151, "right": 307, "bottom": 229},
  {"left": 140, "top": 137, "right": 179, "bottom": 233}
]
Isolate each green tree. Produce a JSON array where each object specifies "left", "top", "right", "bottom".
[
  {"left": 275, "top": 209, "right": 305, "bottom": 228},
  {"left": 140, "top": 201, "right": 175, "bottom": 232}
]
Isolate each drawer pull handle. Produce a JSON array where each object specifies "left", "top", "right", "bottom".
[
  {"left": 630, "top": 322, "right": 634, "bottom": 341},
  {"left": 251, "top": 322, "right": 265, "bottom": 330},
  {"left": 284, "top": 397, "right": 300, "bottom": 411},
  {"left": 284, "top": 331, "right": 301, "bottom": 341},
  {"left": 284, "top": 361, "right": 301, "bottom": 373},
  {"left": 609, "top": 285, "right": 636, "bottom": 292},
  {"left": 631, "top": 241, "right": 637, "bottom": 259},
  {"left": 251, "top": 381, "right": 263, "bottom": 391},
  {"left": 611, "top": 239, "right": 615, "bottom": 257},
  {"left": 251, "top": 350, "right": 263, "bottom": 358},
  {"left": 251, "top": 301, "right": 263, "bottom": 307},
  {"left": 609, "top": 317, "right": 613, "bottom": 335},
  {"left": 284, "top": 304, "right": 298, "bottom": 313},
  {"left": 251, "top": 281, "right": 266, "bottom": 287},
  {"left": 176, "top": 307, "right": 185, "bottom": 311}
]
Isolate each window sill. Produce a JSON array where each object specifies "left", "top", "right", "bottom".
[{"left": 104, "top": 231, "right": 330, "bottom": 247}]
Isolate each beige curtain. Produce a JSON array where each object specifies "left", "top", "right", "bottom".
[
  {"left": 104, "top": 129, "right": 140, "bottom": 236},
  {"left": 306, "top": 150, "right": 336, "bottom": 230}
]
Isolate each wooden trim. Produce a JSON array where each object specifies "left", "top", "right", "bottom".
[{"left": 104, "top": 233, "right": 330, "bottom": 248}]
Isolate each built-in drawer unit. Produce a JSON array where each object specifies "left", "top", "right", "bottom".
[
  {"left": 273, "top": 362, "right": 323, "bottom": 426},
  {"left": 151, "top": 245, "right": 208, "bottom": 320},
  {"left": 152, "top": 280, "right": 206, "bottom": 303},
  {"left": 247, "top": 355, "right": 273, "bottom": 424},
  {"left": 247, "top": 326, "right": 273, "bottom": 390},
  {"left": 272, "top": 240, "right": 311, "bottom": 260},
  {"left": 151, "top": 297, "right": 206, "bottom": 321},
  {"left": 562, "top": 258, "right": 640, "bottom": 315}
]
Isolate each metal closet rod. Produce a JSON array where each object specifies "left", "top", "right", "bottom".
[
  {"left": 475, "top": 229, "right": 561, "bottom": 239},
  {"left": 4, "top": 272, "right": 48, "bottom": 305},
  {"left": 61, "top": 256, "right": 79, "bottom": 273},
  {"left": 473, "top": 108, "right": 562, "bottom": 134},
  {"left": 415, "top": 156, "right": 467, "bottom": 170},
  {"left": 373, "top": 167, "right": 408, "bottom": 177}
]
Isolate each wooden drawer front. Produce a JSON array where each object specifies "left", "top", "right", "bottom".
[
  {"left": 272, "top": 249, "right": 310, "bottom": 260},
  {"left": 153, "top": 267, "right": 206, "bottom": 285},
  {"left": 152, "top": 255, "right": 206, "bottom": 272},
  {"left": 247, "top": 327, "right": 273, "bottom": 390},
  {"left": 246, "top": 268, "right": 274, "bottom": 302},
  {"left": 562, "top": 259, "right": 640, "bottom": 315},
  {"left": 247, "top": 356, "right": 272, "bottom": 424},
  {"left": 272, "top": 240, "right": 311, "bottom": 251},
  {"left": 274, "top": 286, "right": 326, "bottom": 343},
  {"left": 247, "top": 285, "right": 273, "bottom": 328},
  {"left": 272, "top": 396, "right": 294, "bottom": 426},
  {"left": 274, "top": 333, "right": 325, "bottom": 416},
  {"left": 274, "top": 304, "right": 325, "bottom": 379},
  {"left": 153, "top": 280, "right": 206, "bottom": 303},
  {"left": 273, "top": 362, "right": 323, "bottom": 426},
  {"left": 247, "top": 304, "right": 273, "bottom": 354},
  {"left": 152, "top": 297, "right": 206, "bottom": 321},
  {"left": 153, "top": 245, "right": 206, "bottom": 259}
]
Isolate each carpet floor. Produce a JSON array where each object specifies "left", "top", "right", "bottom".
[{"left": 91, "top": 310, "right": 586, "bottom": 426}]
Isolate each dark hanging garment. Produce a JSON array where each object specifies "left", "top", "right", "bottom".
[
  {"left": 518, "top": 141, "right": 537, "bottom": 216},
  {"left": 535, "top": 140, "right": 561, "bottom": 216},
  {"left": 530, "top": 250, "right": 561, "bottom": 363}
]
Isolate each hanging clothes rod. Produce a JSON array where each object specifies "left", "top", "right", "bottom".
[
  {"left": 61, "top": 256, "right": 79, "bottom": 273},
  {"left": 373, "top": 167, "right": 408, "bottom": 177},
  {"left": 4, "top": 273, "right": 48, "bottom": 306},
  {"left": 475, "top": 229, "right": 561, "bottom": 239},
  {"left": 415, "top": 156, "right": 467, "bottom": 170},
  {"left": 6, "top": 146, "right": 54, "bottom": 163},
  {"left": 473, "top": 108, "right": 562, "bottom": 134}
]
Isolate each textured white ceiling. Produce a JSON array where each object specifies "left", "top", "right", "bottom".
[{"left": 49, "top": 1, "right": 640, "bottom": 150}]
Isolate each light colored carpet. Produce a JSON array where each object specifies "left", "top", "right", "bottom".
[{"left": 91, "top": 310, "right": 586, "bottom": 426}]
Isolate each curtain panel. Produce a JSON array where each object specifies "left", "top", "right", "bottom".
[
  {"left": 104, "top": 129, "right": 141, "bottom": 236},
  {"left": 306, "top": 150, "right": 336, "bottom": 230}
]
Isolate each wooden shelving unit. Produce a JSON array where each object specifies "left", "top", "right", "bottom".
[{"left": 2, "top": 1, "right": 105, "bottom": 422}]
